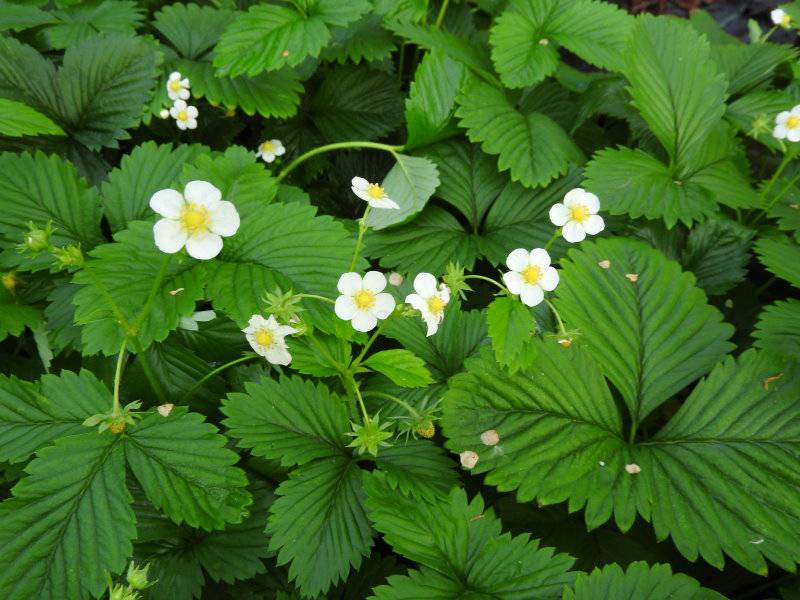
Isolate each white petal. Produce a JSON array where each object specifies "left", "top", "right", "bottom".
[
  {"left": 772, "top": 9, "right": 784, "bottom": 24},
  {"left": 413, "top": 272, "right": 437, "bottom": 297},
  {"left": 352, "top": 310, "right": 378, "bottom": 332},
  {"left": 180, "top": 78, "right": 190, "bottom": 88},
  {"left": 789, "top": 129, "right": 800, "bottom": 143},
  {"left": 187, "top": 106, "right": 199, "bottom": 118},
  {"left": 352, "top": 187, "right": 372, "bottom": 202},
  {"left": 562, "top": 188, "right": 585, "bottom": 208},
  {"left": 774, "top": 125, "right": 788, "bottom": 139},
  {"left": 549, "top": 202, "right": 570, "bottom": 226},
  {"left": 244, "top": 314, "right": 268, "bottom": 333},
  {"left": 265, "top": 346, "right": 292, "bottom": 366},
  {"left": 275, "top": 144, "right": 286, "bottom": 156},
  {"left": 176, "top": 120, "right": 188, "bottom": 130},
  {"left": 502, "top": 271, "right": 525, "bottom": 295},
  {"left": 583, "top": 214, "right": 605, "bottom": 235},
  {"left": 209, "top": 200, "right": 240, "bottom": 237},
  {"left": 362, "top": 271, "right": 387, "bottom": 293},
  {"left": 405, "top": 293, "right": 427, "bottom": 312},
  {"left": 167, "top": 90, "right": 179, "bottom": 101},
  {"left": 264, "top": 315, "right": 280, "bottom": 329},
  {"left": 149, "top": 188, "right": 184, "bottom": 218},
  {"left": 184, "top": 181, "right": 222, "bottom": 207},
  {"left": 562, "top": 221, "right": 587, "bottom": 243},
  {"left": 247, "top": 335, "right": 269, "bottom": 357},
  {"left": 506, "top": 248, "right": 530, "bottom": 271},
  {"left": 186, "top": 118, "right": 197, "bottom": 130},
  {"left": 172, "top": 99, "right": 187, "bottom": 112},
  {"left": 335, "top": 295, "right": 357, "bottom": 320},
  {"left": 792, "top": 104, "right": 800, "bottom": 116},
  {"left": 540, "top": 266, "right": 559, "bottom": 291},
  {"left": 169, "top": 72, "right": 181, "bottom": 81},
  {"left": 337, "top": 272, "right": 362, "bottom": 295},
  {"left": 178, "top": 88, "right": 190, "bottom": 101},
  {"left": 153, "top": 218, "right": 187, "bottom": 254},
  {"left": 422, "top": 312, "right": 440, "bottom": 337},
  {"left": 529, "top": 248, "right": 551, "bottom": 268},
  {"left": 438, "top": 284, "right": 451, "bottom": 303},
  {"left": 185, "top": 231, "right": 223, "bottom": 260},
  {"left": 351, "top": 177, "right": 369, "bottom": 191},
  {"left": 263, "top": 152, "right": 276, "bottom": 163},
  {"left": 192, "top": 310, "right": 216, "bottom": 322},
  {"left": 776, "top": 111, "right": 791, "bottom": 124},
  {"left": 582, "top": 191, "right": 600, "bottom": 213},
  {"left": 372, "top": 292, "right": 396, "bottom": 319},
  {"left": 368, "top": 197, "right": 400, "bottom": 209},
  {"left": 277, "top": 324, "right": 298, "bottom": 337},
  {"left": 520, "top": 284, "right": 544, "bottom": 307}
]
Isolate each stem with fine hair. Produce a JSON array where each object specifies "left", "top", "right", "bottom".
[
  {"left": 112, "top": 338, "right": 128, "bottom": 413},
  {"left": 348, "top": 205, "right": 371, "bottom": 272},
  {"left": 544, "top": 298, "right": 568, "bottom": 337},
  {"left": 463, "top": 274, "right": 509, "bottom": 294},
  {"left": 276, "top": 141, "right": 404, "bottom": 183}
]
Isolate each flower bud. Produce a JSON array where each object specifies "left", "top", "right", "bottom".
[
  {"left": 459, "top": 450, "right": 479, "bottom": 469},
  {"left": 126, "top": 562, "right": 151, "bottom": 590},
  {"left": 159, "top": 108, "right": 170, "bottom": 119},
  {"left": 480, "top": 429, "right": 499, "bottom": 446},
  {"left": 157, "top": 403, "right": 174, "bottom": 417},
  {"left": 625, "top": 463, "right": 641, "bottom": 475},
  {"left": 388, "top": 272, "right": 404, "bottom": 286},
  {"left": 21, "top": 222, "right": 52, "bottom": 252},
  {"left": 51, "top": 244, "right": 84, "bottom": 269}
]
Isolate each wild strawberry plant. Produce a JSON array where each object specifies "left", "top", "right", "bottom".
[{"left": 0, "top": 0, "right": 799, "bottom": 598}]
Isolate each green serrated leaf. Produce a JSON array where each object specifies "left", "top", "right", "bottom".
[
  {"left": 755, "top": 236, "right": 800, "bottom": 287},
  {"left": 754, "top": 299, "right": 800, "bottom": 358},
  {"left": 373, "top": 439, "right": 458, "bottom": 501},
  {"left": 0, "top": 99, "right": 64, "bottom": 137},
  {"left": 486, "top": 296, "right": 537, "bottom": 373},
  {"left": 321, "top": 14, "right": 397, "bottom": 65},
  {"left": 365, "top": 153, "right": 440, "bottom": 230},
  {"left": 364, "top": 349, "right": 434, "bottom": 388},
  {"left": 154, "top": 3, "right": 235, "bottom": 60}
]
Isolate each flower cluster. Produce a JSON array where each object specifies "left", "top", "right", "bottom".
[{"left": 158, "top": 71, "right": 199, "bottom": 130}]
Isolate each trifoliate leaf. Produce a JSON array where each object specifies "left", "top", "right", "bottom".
[
  {"left": 101, "top": 142, "right": 208, "bottom": 232},
  {"left": 486, "top": 296, "right": 538, "bottom": 373},
  {"left": 321, "top": 14, "right": 396, "bottom": 65},
  {"left": 125, "top": 409, "right": 251, "bottom": 531},
  {"left": 365, "top": 472, "right": 576, "bottom": 598},
  {"left": 456, "top": 80, "right": 582, "bottom": 189},
  {"left": 443, "top": 339, "right": 800, "bottom": 574},
  {"left": 373, "top": 439, "right": 458, "bottom": 501},
  {"left": 554, "top": 237, "right": 734, "bottom": 422},
  {"left": 42, "top": 1, "right": 144, "bottom": 50},
  {"left": 0, "top": 151, "right": 103, "bottom": 256},
  {"left": 755, "top": 236, "right": 800, "bottom": 287},
  {"left": 754, "top": 299, "right": 800, "bottom": 358},
  {"left": 0, "top": 99, "right": 64, "bottom": 137},
  {"left": 364, "top": 349, "right": 434, "bottom": 388},
  {"left": 222, "top": 376, "right": 350, "bottom": 467},
  {"left": 0, "top": 433, "right": 135, "bottom": 600},
  {"left": 405, "top": 50, "right": 466, "bottom": 150},
  {"left": 0, "top": 370, "right": 109, "bottom": 463},
  {"left": 365, "top": 153, "right": 440, "bottom": 230},
  {"left": 176, "top": 59, "right": 303, "bottom": 119},
  {"left": 268, "top": 457, "right": 373, "bottom": 598},
  {"left": 490, "top": 0, "right": 633, "bottom": 88},
  {"left": 72, "top": 221, "right": 206, "bottom": 356},
  {"left": 310, "top": 65, "right": 403, "bottom": 141},
  {"left": 624, "top": 16, "right": 727, "bottom": 168},
  {"left": 154, "top": 3, "right": 235, "bottom": 60},
  {"left": 564, "top": 562, "right": 725, "bottom": 599},
  {"left": 214, "top": 0, "right": 370, "bottom": 77}
]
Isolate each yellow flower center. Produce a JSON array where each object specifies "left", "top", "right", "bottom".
[
  {"left": 522, "top": 265, "right": 542, "bottom": 285},
  {"left": 255, "top": 329, "right": 274, "bottom": 347},
  {"left": 180, "top": 203, "right": 210, "bottom": 235},
  {"left": 570, "top": 204, "right": 590, "bottom": 222},
  {"left": 788, "top": 116, "right": 800, "bottom": 129},
  {"left": 177, "top": 110, "right": 188, "bottom": 122},
  {"left": 427, "top": 295, "right": 446, "bottom": 314},
  {"left": 783, "top": 14, "right": 792, "bottom": 26},
  {"left": 259, "top": 141, "right": 275, "bottom": 153},
  {"left": 169, "top": 80, "right": 182, "bottom": 92},
  {"left": 367, "top": 183, "right": 384, "bottom": 199},
  {"left": 354, "top": 289, "right": 375, "bottom": 310},
  {"left": 2, "top": 272, "right": 16, "bottom": 291}
]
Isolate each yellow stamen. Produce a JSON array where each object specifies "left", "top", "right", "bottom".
[
  {"left": 427, "top": 295, "right": 446, "bottom": 314},
  {"left": 788, "top": 116, "right": 800, "bottom": 129},
  {"left": 367, "top": 183, "right": 384, "bottom": 199},
  {"left": 354, "top": 290, "right": 375, "bottom": 310},
  {"left": 180, "top": 203, "right": 210, "bottom": 235},
  {"left": 522, "top": 265, "right": 542, "bottom": 285},
  {"left": 255, "top": 329, "right": 274, "bottom": 347},
  {"left": 177, "top": 110, "right": 188, "bottom": 122},
  {"left": 569, "top": 204, "right": 590, "bottom": 222},
  {"left": 259, "top": 141, "right": 275, "bottom": 153},
  {"left": 783, "top": 14, "right": 792, "bottom": 26},
  {"left": 2, "top": 272, "right": 16, "bottom": 291},
  {"left": 169, "top": 80, "right": 182, "bottom": 92}
]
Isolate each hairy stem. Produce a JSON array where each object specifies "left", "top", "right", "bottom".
[
  {"left": 348, "top": 205, "right": 371, "bottom": 272},
  {"left": 112, "top": 338, "right": 128, "bottom": 413},
  {"left": 463, "top": 274, "right": 509, "bottom": 294},
  {"left": 276, "top": 141, "right": 404, "bottom": 182},
  {"left": 544, "top": 298, "right": 568, "bottom": 337}
]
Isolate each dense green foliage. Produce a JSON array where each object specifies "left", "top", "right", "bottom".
[{"left": 1, "top": 0, "right": 799, "bottom": 598}]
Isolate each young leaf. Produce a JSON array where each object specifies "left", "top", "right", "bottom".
[
  {"left": 554, "top": 237, "right": 734, "bottom": 422},
  {"left": 214, "top": 0, "right": 370, "bottom": 77},
  {"left": 486, "top": 296, "right": 537, "bottom": 373},
  {"left": 0, "top": 99, "right": 64, "bottom": 137},
  {"left": 564, "top": 562, "right": 725, "bottom": 599},
  {"left": 222, "top": 376, "right": 350, "bottom": 466},
  {"left": 0, "top": 433, "right": 135, "bottom": 600},
  {"left": 124, "top": 409, "right": 251, "bottom": 531},
  {"left": 364, "top": 349, "right": 434, "bottom": 388},
  {"left": 268, "top": 457, "right": 373, "bottom": 597},
  {"left": 456, "top": 80, "right": 582, "bottom": 189},
  {"left": 0, "top": 370, "right": 109, "bottom": 464},
  {"left": 365, "top": 154, "right": 440, "bottom": 230}
]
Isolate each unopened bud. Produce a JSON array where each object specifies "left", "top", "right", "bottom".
[
  {"left": 157, "top": 403, "right": 174, "bottom": 417},
  {"left": 459, "top": 450, "right": 479, "bottom": 469},
  {"left": 21, "top": 222, "right": 51, "bottom": 252},
  {"left": 52, "top": 244, "right": 83, "bottom": 268},
  {"left": 126, "top": 562, "right": 151, "bottom": 590},
  {"left": 625, "top": 463, "right": 641, "bottom": 474},
  {"left": 388, "top": 272, "right": 404, "bottom": 286},
  {"left": 480, "top": 429, "right": 499, "bottom": 446},
  {"left": 159, "top": 108, "right": 170, "bottom": 119},
  {"left": 557, "top": 338, "right": 572, "bottom": 348}
]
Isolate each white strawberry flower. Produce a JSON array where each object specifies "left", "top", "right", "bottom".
[
  {"left": 335, "top": 271, "right": 396, "bottom": 332},
  {"left": 773, "top": 106, "right": 800, "bottom": 142},
  {"left": 256, "top": 139, "right": 286, "bottom": 163},
  {"left": 549, "top": 188, "right": 605, "bottom": 243},
  {"left": 351, "top": 177, "right": 399, "bottom": 209},
  {"left": 170, "top": 100, "right": 198, "bottom": 130},
  {"left": 501, "top": 248, "right": 559, "bottom": 307},
  {"left": 243, "top": 314, "right": 297, "bottom": 365},
  {"left": 771, "top": 7, "right": 792, "bottom": 27},
  {"left": 179, "top": 310, "right": 216, "bottom": 331},
  {"left": 405, "top": 273, "right": 450, "bottom": 336},
  {"left": 166, "top": 71, "right": 190, "bottom": 101},
  {"left": 150, "top": 180, "right": 240, "bottom": 260}
]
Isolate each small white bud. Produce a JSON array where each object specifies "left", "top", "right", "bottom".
[
  {"left": 388, "top": 272, "right": 404, "bottom": 286},
  {"left": 159, "top": 108, "right": 170, "bottom": 119},
  {"left": 460, "top": 450, "right": 479, "bottom": 469},
  {"left": 625, "top": 463, "right": 641, "bottom": 474},
  {"left": 157, "top": 403, "right": 174, "bottom": 417},
  {"left": 480, "top": 429, "right": 499, "bottom": 446}
]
